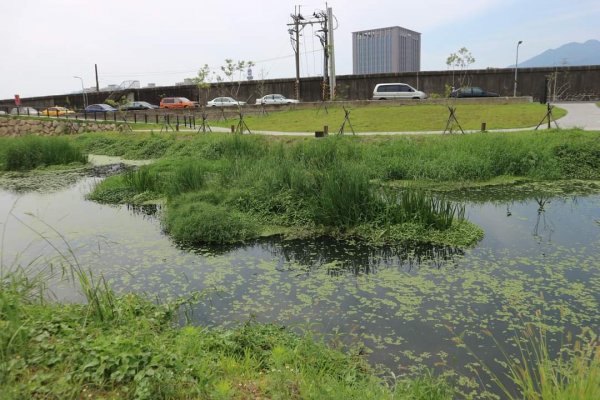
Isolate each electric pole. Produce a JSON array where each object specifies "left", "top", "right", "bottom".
[
  {"left": 327, "top": 6, "right": 336, "bottom": 100},
  {"left": 288, "top": 6, "right": 304, "bottom": 100},
  {"left": 95, "top": 64, "right": 100, "bottom": 92},
  {"left": 314, "top": 9, "right": 328, "bottom": 100},
  {"left": 287, "top": 5, "right": 336, "bottom": 101}
]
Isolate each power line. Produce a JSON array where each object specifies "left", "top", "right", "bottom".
[{"left": 98, "top": 50, "right": 323, "bottom": 79}]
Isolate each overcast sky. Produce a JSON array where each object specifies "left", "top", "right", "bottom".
[{"left": 1, "top": 0, "right": 599, "bottom": 100}]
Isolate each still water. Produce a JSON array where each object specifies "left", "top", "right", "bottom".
[{"left": 1, "top": 175, "right": 599, "bottom": 395}]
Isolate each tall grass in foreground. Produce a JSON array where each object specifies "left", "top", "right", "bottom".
[
  {"left": 452, "top": 316, "right": 600, "bottom": 400},
  {"left": 1, "top": 136, "right": 87, "bottom": 171},
  {"left": 494, "top": 325, "right": 600, "bottom": 400}
]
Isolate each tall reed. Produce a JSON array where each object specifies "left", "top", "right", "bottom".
[{"left": 2, "top": 136, "right": 87, "bottom": 171}]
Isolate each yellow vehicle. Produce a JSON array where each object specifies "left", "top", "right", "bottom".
[{"left": 40, "top": 106, "right": 75, "bottom": 116}]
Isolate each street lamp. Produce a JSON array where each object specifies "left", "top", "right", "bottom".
[
  {"left": 513, "top": 40, "right": 523, "bottom": 97},
  {"left": 73, "top": 76, "right": 88, "bottom": 108}
]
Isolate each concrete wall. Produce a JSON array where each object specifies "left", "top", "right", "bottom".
[
  {"left": 2, "top": 65, "right": 599, "bottom": 111},
  {"left": 0, "top": 116, "right": 125, "bottom": 137}
]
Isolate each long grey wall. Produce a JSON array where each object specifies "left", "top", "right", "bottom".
[{"left": 2, "top": 65, "right": 599, "bottom": 110}]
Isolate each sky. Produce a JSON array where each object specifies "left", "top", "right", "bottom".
[{"left": 1, "top": 0, "right": 599, "bottom": 100}]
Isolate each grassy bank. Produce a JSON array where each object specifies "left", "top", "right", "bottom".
[
  {"left": 0, "top": 268, "right": 453, "bottom": 400},
  {"left": 210, "top": 103, "right": 566, "bottom": 132}
]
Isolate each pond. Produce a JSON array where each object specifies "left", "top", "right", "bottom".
[{"left": 1, "top": 172, "right": 599, "bottom": 396}]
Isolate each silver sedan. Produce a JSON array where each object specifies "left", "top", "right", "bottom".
[
  {"left": 206, "top": 97, "right": 246, "bottom": 107},
  {"left": 255, "top": 94, "right": 299, "bottom": 105}
]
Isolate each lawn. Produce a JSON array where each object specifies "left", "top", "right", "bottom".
[{"left": 210, "top": 103, "right": 567, "bottom": 132}]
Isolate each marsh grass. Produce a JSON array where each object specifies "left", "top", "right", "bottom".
[
  {"left": 1, "top": 136, "right": 87, "bottom": 171},
  {"left": 86, "top": 130, "right": 600, "bottom": 245}
]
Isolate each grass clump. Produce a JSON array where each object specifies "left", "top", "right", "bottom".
[
  {"left": 0, "top": 136, "right": 87, "bottom": 171},
  {"left": 165, "top": 197, "right": 259, "bottom": 244}
]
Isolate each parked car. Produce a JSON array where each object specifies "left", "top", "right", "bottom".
[
  {"left": 207, "top": 97, "right": 246, "bottom": 107},
  {"left": 450, "top": 87, "right": 500, "bottom": 98},
  {"left": 120, "top": 101, "right": 158, "bottom": 111},
  {"left": 40, "top": 106, "right": 75, "bottom": 116},
  {"left": 159, "top": 97, "right": 196, "bottom": 109},
  {"left": 10, "top": 106, "right": 40, "bottom": 116},
  {"left": 255, "top": 94, "right": 299, "bottom": 105},
  {"left": 84, "top": 104, "right": 118, "bottom": 112},
  {"left": 372, "top": 83, "right": 427, "bottom": 100}
]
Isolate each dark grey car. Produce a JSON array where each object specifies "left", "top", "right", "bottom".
[{"left": 450, "top": 87, "right": 499, "bottom": 98}]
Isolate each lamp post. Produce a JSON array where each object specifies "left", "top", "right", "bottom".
[
  {"left": 73, "top": 76, "right": 88, "bottom": 109},
  {"left": 513, "top": 40, "right": 523, "bottom": 97}
]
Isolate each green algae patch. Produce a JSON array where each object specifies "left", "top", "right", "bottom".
[{"left": 0, "top": 167, "right": 89, "bottom": 192}]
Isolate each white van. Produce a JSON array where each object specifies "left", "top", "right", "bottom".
[{"left": 372, "top": 83, "right": 427, "bottom": 100}]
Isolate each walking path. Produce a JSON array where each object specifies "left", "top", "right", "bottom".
[{"left": 552, "top": 102, "right": 600, "bottom": 130}]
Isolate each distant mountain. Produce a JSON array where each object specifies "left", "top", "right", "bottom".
[{"left": 516, "top": 39, "right": 600, "bottom": 68}]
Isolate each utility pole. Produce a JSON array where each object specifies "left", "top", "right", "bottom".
[
  {"left": 327, "top": 6, "right": 336, "bottom": 100},
  {"left": 288, "top": 6, "right": 303, "bottom": 100},
  {"left": 95, "top": 64, "right": 100, "bottom": 92},
  {"left": 314, "top": 9, "right": 328, "bottom": 100},
  {"left": 287, "top": 5, "right": 334, "bottom": 101}
]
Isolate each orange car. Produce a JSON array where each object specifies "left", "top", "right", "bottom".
[{"left": 159, "top": 97, "right": 196, "bottom": 109}]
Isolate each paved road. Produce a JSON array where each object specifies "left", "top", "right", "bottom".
[{"left": 554, "top": 102, "right": 600, "bottom": 130}]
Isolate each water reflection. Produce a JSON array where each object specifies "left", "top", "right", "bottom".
[
  {"left": 126, "top": 203, "right": 162, "bottom": 217},
  {"left": 261, "top": 238, "right": 463, "bottom": 276}
]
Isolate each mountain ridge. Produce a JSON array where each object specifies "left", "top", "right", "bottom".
[{"left": 514, "top": 39, "right": 600, "bottom": 68}]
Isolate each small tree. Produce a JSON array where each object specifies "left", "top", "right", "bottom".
[
  {"left": 219, "top": 59, "right": 254, "bottom": 100},
  {"left": 193, "top": 64, "right": 212, "bottom": 105},
  {"left": 446, "top": 47, "right": 475, "bottom": 89}
]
